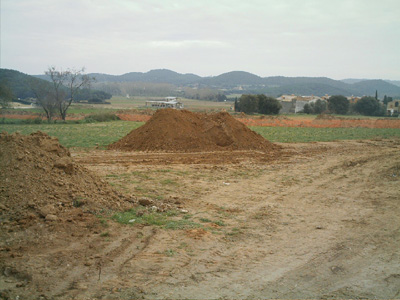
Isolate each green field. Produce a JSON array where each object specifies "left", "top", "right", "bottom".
[
  {"left": 251, "top": 126, "right": 400, "bottom": 143},
  {"left": 1, "top": 121, "right": 399, "bottom": 149}
]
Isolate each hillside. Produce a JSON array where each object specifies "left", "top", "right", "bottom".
[
  {"left": 1, "top": 69, "right": 110, "bottom": 101},
  {"left": 84, "top": 70, "right": 400, "bottom": 97},
  {"left": 17, "top": 68, "right": 400, "bottom": 98},
  {"left": 0, "top": 69, "right": 51, "bottom": 99},
  {"left": 200, "top": 71, "right": 265, "bottom": 87}
]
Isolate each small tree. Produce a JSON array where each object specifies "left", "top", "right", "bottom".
[
  {"left": 328, "top": 95, "right": 349, "bottom": 115},
  {"left": 29, "top": 78, "right": 58, "bottom": 122}
]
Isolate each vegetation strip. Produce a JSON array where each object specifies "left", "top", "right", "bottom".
[{"left": 1, "top": 121, "right": 400, "bottom": 147}]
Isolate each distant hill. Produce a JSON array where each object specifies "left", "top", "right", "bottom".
[
  {"left": 1, "top": 68, "right": 110, "bottom": 101},
  {"left": 350, "top": 80, "right": 400, "bottom": 97},
  {"left": 200, "top": 71, "right": 265, "bottom": 87},
  {"left": 28, "top": 68, "right": 400, "bottom": 98},
  {"left": 342, "top": 78, "right": 400, "bottom": 88},
  {"left": 0, "top": 68, "right": 51, "bottom": 99}
]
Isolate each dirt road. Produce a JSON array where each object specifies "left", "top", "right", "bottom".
[{"left": 1, "top": 139, "right": 399, "bottom": 299}]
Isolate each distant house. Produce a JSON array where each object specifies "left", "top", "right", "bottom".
[
  {"left": 145, "top": 97, "right": 184, "bottom": 109},
  {"left": 277, "top": 94, "right": 322, "bottom": 113},
  {"left": 347, "top": 96, "right": 361, "bottom": 104},
  {"left": 387, "top": 100, "right": 400, "bottom": 116}
]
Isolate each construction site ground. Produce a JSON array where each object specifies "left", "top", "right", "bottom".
[{"left": 1, "top": 139, "right": 400, "bottom": 299}]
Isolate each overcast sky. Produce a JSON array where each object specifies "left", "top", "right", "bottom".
[{"left": 1, "top": 0, "right": 399, "bottom": 79}]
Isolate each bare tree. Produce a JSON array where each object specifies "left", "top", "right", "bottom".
[{"left": 45, "top": 67, "right": 93, "bottom": 121}]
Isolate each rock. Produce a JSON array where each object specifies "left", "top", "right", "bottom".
[
  {"left": 38, "top": 204, "right": 56, "bottom": 218},
  {"left": 45, "top": 214, "right": 58, "bottom": 221},
  {"left": 70, "top": 281, "right": 88, "bottom": 290},
  {"left": 139, "top": 198, "right": 153, "bottom": 206},
  {"left": 53, "top": 157, "right": 74, "bottom": 174}
]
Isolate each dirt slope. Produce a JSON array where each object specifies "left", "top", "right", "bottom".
[{"left": 109, "top": 109, "right": 278, "bottom": 152}]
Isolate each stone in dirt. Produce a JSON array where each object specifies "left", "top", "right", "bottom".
[{"left": 108, "top": 109, "right": 280, "bottom": 152}]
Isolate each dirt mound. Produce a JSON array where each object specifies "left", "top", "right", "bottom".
[
  {"left": 108, "top": 109, "right": 279, "bottom": 152},
  {"left": 0, "top": 131, "right": 131, "bottom": 225}
]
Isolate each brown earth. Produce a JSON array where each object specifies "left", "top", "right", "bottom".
[
  {"left": 108, "top": 109, "right": 279, "bottom": 152},
  {"left": 1, "top": 136, "right": 400, "bottom": 299}
]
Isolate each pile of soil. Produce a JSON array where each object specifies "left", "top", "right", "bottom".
[
  {"left": 0, "top": 131, "right": 131, "bottom": 225},
  {"left": 109, "top": 109, "right": 279, "bottom": 152}
]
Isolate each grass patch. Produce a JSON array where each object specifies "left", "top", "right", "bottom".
[
  {"left": 164, "top": 249, "right": 176, "bottom": 257},
  {"left": 112, "top": 207, "right": 202, "bottom": 230},
  {"left": 160, "top": 179, "right": 178, "bottom": 185},
  {"left": 199, "top": 218, "right": 212, "bottom": 223},
  {"left": 214, "top": 220, "right": 226, "bottom": 227}
]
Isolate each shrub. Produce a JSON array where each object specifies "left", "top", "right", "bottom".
[{"left": 84, "top": 113, "right": 120, "bottom": 123}]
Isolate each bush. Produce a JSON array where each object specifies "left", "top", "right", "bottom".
[{"left": 84, "top": 112, "right": 120, "bottom": 123}]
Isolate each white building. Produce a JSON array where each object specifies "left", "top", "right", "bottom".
[{"left": 145, "top": 97, "right": 184, "bottom": 109}]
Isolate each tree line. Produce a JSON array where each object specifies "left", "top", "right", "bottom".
[
  {"left": 305, "top": 95, "right": 387, "bottom": 116},
  {"left": 234, "top": 94, "right": 282, "bottom": 114},
  {"left": 232, "top": 94, "right": 390, "bottom": 116}
]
